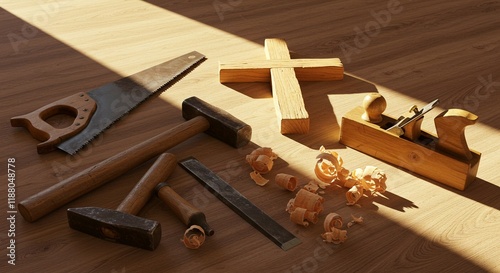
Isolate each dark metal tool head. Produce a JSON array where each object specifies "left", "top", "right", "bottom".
[
  {"left": 67, "top": 207, "right": 161, "bottom": 250},
  {"left": 182, "top": 96, "right": 252, "bottom": 148}
]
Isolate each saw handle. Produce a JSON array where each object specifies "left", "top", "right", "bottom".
[
  {"left": 117, "top": 153, "right": 177, "bottom": 215},
  {"left": 155, "top": 182, "right": 214, "bottom": 236},
  {"left": 10, "top": 92, "right": 97, "bottom": 154}
]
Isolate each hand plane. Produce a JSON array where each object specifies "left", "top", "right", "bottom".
[{"left": 340, "top": 93, "right": 481, "bottom": 190}]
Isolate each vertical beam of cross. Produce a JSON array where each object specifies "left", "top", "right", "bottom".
[{"left": 219, "top": 38, "right": 344, "bottom": 134}]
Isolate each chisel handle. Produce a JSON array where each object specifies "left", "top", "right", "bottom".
[
  {"left": 18, "top": 116, "right": 210, "bottom": 222},
  {"left": 155, "top": 182, "right": 214, "bottom": 236},
  {"left": 117, "top": 153, "right": 177, "bottom": 215}
]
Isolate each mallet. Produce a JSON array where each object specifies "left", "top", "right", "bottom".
[
  {"left": 19, "top": 96, "right": 252, "bottom": 222},
  {"left": 67, "top": 152, "right": 176, "bottom": 250}
]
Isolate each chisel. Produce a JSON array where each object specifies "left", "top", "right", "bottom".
[{"left": 179, "top": 157, "right": 301, "bottom": 251}]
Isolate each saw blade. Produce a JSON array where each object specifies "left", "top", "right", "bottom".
[{"left": 57, "top": 51, "right": 205, "bottom": 154}]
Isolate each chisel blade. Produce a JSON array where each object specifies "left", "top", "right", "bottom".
[{"left": 179, "top": 157, "right": 301, "bottom": 251}]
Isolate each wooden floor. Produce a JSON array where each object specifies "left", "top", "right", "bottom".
[{"left": 1, "top": 1, "right": 499, "bottom": 272}]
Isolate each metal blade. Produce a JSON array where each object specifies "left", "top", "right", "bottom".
[
  {"left": 386, "top": 99, "right": 439, "bottom": 136},
  {"left": 58, "top": 51, "right": 205, "bottom": 154},
  {"left": 179, "top": 157, "right": 301, "bottom": 251}
]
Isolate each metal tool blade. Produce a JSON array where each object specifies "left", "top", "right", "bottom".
[
  {"left": 57, "top": 51, "right": 205, "bottom": 154},
  {"left": 386, "top": 99, "right": 439, "bottom": 136},
  {"left": 179, "top": 157, "right": 301, "bottom": 251}
]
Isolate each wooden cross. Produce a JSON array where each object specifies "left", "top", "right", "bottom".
[{"left": 219, "top": 38, "right": 344, "bottom": 134}]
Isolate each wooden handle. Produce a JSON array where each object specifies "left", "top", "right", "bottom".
[
  {"left": 435, "top": 109, "right": 478, "bottom": 161},
  {"left": 361, "top": 93, "right": 386, "bottom": 123},
  {"left": 116, "top": 153, "right": 177, "bottom": 215},
  {"left": 156, "top": 183, "right": 214, "bottom": 236},
  {"left": 18, "top": 116, "right": 210, "bottom": 222},
  {"left": 10, "top": 92, "right": 97, "bottom": 154}
]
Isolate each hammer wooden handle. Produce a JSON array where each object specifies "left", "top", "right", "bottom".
[
  {"left": 155, "top": 182, "right": 214, "bottom": 236},
  {"left": 117, "top": 153, "right": 177, "bottom": 215},
  {"left": 18, "top": 116, "right": 210, "bottom": 222}
]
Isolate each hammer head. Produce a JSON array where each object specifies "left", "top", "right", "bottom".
[
  {"left": 182, "top": 96, "right": 252, "bottom": 148},
  {"left": 67, "top": 207, "right": 161, "bottom": 250}
]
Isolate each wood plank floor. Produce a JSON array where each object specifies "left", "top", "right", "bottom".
[{"left": 1, "top": 1, "right": 499, "bottom": 272}]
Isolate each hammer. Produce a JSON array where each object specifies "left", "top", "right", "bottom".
[
  {"left": 67, "top": 152, "right": 176, "bottom": 250},
  {"left": 19, "top": 96, "right": 252, "bottom": 222}
]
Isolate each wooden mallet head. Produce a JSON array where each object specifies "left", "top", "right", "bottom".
[{"left": 182, "top": 96, "right": 252, "bottom": 148}]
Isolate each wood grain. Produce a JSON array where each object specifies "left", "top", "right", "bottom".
[{"left": 1, "top": 1, "right": 499, "bottom": 272}]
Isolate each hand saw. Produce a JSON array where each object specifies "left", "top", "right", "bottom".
[{"left": 11, "top": 51, "right": 205, "bottom": 155}]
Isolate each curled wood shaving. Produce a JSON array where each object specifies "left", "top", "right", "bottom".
[
  {"left": 275, "top": 173, "right": 298, "bottom": 191},
  {"left": 287, "top": 188, "right": 324, "bottom": 226},
  {"left": 250, "top": 171, "right": 269, "bottom": 186},
  {"left": 290, "top": 207, "right": 317, "bottom": 227},
  {"left": 314, "top": 146, "right": 350, "bottom": 185},
  {"left": 246, "top": 147, "right": 278, "bottom": 173},
  {"left": 346, "top": 184, "right": 364, "bottom": 206},
  {"left": 321, "top": 228, "right": 348, "bottom": 244},
  {"left": 181, "top": 225, "right": 206, "bottom": 249},
  {"left": 250, "top": 154, "right": 274, "bottom": 174},
  {"left": 247, "top": 147, "right": 279, "bottom": 185},
  {"left": 314, "top": 146, "right": 388, "bottom": 205},
  {"left": 323, "top": 212, "right": 343, "bottom": 231},
  {"left": 293, "top": 189, "right": 324, "bottom": 213},
  {"left": 321, "top": 212, "right": 348, "bottom": 244},
  {"left": 351, "top": 166, "right": 387, "bottom": 194}
]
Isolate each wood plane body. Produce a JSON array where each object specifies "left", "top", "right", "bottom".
[{"left": 340, "top": 106, "right": 481, "bottom": 190}]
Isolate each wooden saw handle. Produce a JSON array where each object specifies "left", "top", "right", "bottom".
[
  {"left": 117, "top": 153, "right": 177, "bottom": 215},
  {"left": 10, "top": 92, "right": 97, "bottom": 154}
]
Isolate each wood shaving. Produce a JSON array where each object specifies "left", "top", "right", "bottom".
[
  {"left": 347, "top": 215, "right": 364, "bottom": 228},
  {"left": 181, "top": 225, "right": 206, "bottom": 249},
  {"left": 303, "top": 180, "right": 320, "bottom": 193},
  {"left": 290, "top": 207, "right": 311, "bottom": 226},
  {"left": 246, "top": 147, "right": 278, "bottom": 173},
  {"left": 293, "top": 189, "right": 324, "bottom": 213},
  {"left": 247, "top": 147, "right": 279, "bottom": 185},
  {"left": 314, "top": 146, "right": 388, "bottom": 205},
  {"left": 323, "top": 212, "right": 343, "bottom": 231},
  {"left": 275, "top": 173, "right": 298, "bottom": 191},
  {"left": 321, "top": 228, "right": 347, "bottom": 244},
  {"left": 250, "top": 171, "right": 269, "bottom": 186},
  {"left": 286, "top": 189, "right": 324, "bottom": 226},
  {"left": 346, "top": 184, "right": 364, "bottom": 206},
  {"left": 321, "top": 212, "right": 348, "bottom": 244},
  {"left": 314, "top": 146, "right": 350, "bottom": 185}
]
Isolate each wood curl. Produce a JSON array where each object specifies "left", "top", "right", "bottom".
[
  {"left": 275, "top": 173, "right": 298, "bottom": 191},
  {"left": 181, "top": 225, "right": 206, "bottom": 249}
]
